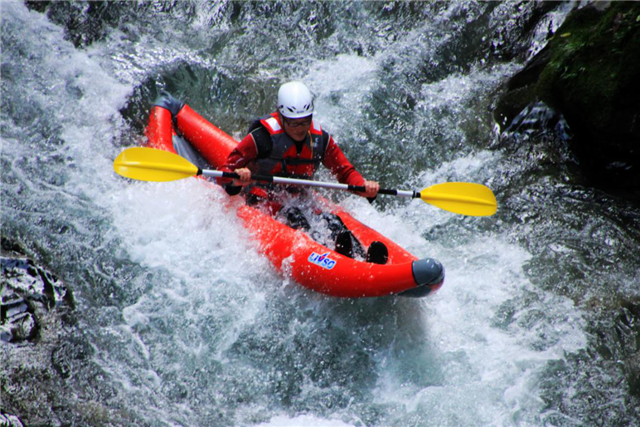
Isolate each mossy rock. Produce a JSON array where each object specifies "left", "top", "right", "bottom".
[{"left": 495, "top": 2, "right": 640, "bottom": 200}]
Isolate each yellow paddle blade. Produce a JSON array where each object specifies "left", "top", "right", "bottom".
[
  {"left": 113, "top": 147, "right": 199, "bottom": 182},
  {"left": 420, "top": 182, "right": 497, "bottom": 216}
]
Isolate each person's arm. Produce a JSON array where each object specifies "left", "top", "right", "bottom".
[
  {"left": 217, "top": 134, "right": 259, "bottom": 194},
  {"left": 322, "top": 135, "right": 379, "bottom": 198}
]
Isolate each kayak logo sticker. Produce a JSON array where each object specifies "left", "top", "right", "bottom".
[{"left": 308, "top": 252, "right": 337, "bottom": 270}]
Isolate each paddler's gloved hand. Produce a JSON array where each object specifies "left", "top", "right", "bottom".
[
  {"left": 232, "top": 168, "right": 253, "bottom": 187},
  {"left": 358, "top": 180, "right": 379, "bottom": 199}
]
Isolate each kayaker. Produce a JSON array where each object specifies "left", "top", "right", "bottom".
[{"left": 218, "top": 81, "right": 387, "bottom": 263}]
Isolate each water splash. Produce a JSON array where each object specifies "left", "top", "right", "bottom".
[{"left": 3, "top": 1, "right": 640, "bottom": 426}]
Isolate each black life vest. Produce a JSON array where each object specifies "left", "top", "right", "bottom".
[{"left": 251, "top": 113, "right": 328, "bottom": 179}]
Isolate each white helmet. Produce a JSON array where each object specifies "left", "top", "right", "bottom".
[{"left": 277, "top": 81, "right": 314, "bottom": 118}]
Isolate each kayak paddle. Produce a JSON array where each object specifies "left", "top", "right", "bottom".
[{"left": 114, "top": 147, "right": 497, "bottom": 216}]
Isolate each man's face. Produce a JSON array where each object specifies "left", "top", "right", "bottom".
[{"left": 282, "top": 115, "right": 312, "bottom": 142}]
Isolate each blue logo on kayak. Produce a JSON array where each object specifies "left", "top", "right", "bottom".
[{"left": 308, "top": 252, "right": 337, "bottom": 270}]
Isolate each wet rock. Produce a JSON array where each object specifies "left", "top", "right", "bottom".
[
  {"left": 1, "top": 239, "right": 131, "bottom": 426},
  {"left": 494, "top": 2, "right": 640, "bottom": 202},
  {"left": 1, "top": 241, "right": 74, "bottom": 343},
  {"left": 1, "top": 255, "right": 73, "bottom": 309},
  {"left": 0, "top": 311, "right": 37, "bottom": 343},
  {"left": 51, "top": 338, "right": 94, "bottom": 380},
  {"left": 0, "top": 412, "right": 25, "bottom": 427},
  {"left": 618, "top": 302, "right": 640, "bottom": 398}
]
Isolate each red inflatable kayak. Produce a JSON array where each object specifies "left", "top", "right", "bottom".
[{"left": 144, "top": 96, "right": 444, "bottom": 298}]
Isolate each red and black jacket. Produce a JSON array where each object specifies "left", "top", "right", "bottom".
[{"left": 220, "top": 112, "right": 365, "bottom": 196}]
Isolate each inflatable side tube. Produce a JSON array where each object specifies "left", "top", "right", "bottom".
[
  {"left": 175, "top": 105, "right": 238, "bottom": 169},
  {"left": 145, "top": 106, "right": 175, "bottom": 151}
]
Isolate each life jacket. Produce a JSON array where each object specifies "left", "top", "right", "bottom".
[{"left": 251, "top": 112, "right": 328, "bottom": 179}]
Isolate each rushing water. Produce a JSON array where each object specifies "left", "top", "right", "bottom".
[{"left": 2, "top": 1, "right": 640, "bottom": 426}]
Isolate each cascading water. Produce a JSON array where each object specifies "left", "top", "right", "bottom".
[{"left": 2, "top": 1, "right": 639, "bottom": 426}]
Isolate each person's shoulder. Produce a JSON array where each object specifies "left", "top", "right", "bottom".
[
  {"left": 322, "top": 129, "right": 334, "bottom": 146},
  {"left": 250, "top": 125, "right": 272, "bottom": 157},
  {"left": 247, "top": 117, "right": 265, "bottom": 133},
  {"left": 250, "top": 124, "right": 270, "bottom": 140}
]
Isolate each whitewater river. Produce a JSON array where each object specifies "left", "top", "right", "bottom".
[{"left": 2, "top": 2, "right": 639, "bottom": 426}]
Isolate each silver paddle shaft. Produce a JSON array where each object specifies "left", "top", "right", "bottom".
[{"left": 200, "top": 169, "right": 418, "bottom": 198}]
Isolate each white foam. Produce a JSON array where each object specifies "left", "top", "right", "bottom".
[
  {"left": 370, "top": 234, "right": 586, "bottom": 425},
  {"left": 256, "top": 414, "right": 357, "bottom": 427},
  {"left": 4, "top": 2, "right": 596, "bottom": 425},
  {"left": 303, "top": 53, "right": 378, "bottom": 134}
]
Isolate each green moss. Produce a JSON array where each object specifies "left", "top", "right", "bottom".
[
  {"left": 493, "top": 2, "right": 640, "bottom": 197},
  {"left": 536, "top": 2, "right": 640, "bottom": 128}
]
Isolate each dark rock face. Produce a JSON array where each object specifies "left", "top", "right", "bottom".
[
  {"left": 1, "top": 250, "right": 74, "bottom": 343},
  {"left": 1, "top": 239, "right": 75, "bottom": 426},
  {"left": 0, "top": 412, "right": 25, "bottom": 427},
  {"left": 1, "top": 239, "right": 136, "bottom": 426},
  {"left": 494, "top": 2, "right": 640, "bottom": 201}
]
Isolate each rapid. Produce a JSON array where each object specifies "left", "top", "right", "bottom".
[{"left": 2, "top": 2, "right": 639, "bottom": 426}]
